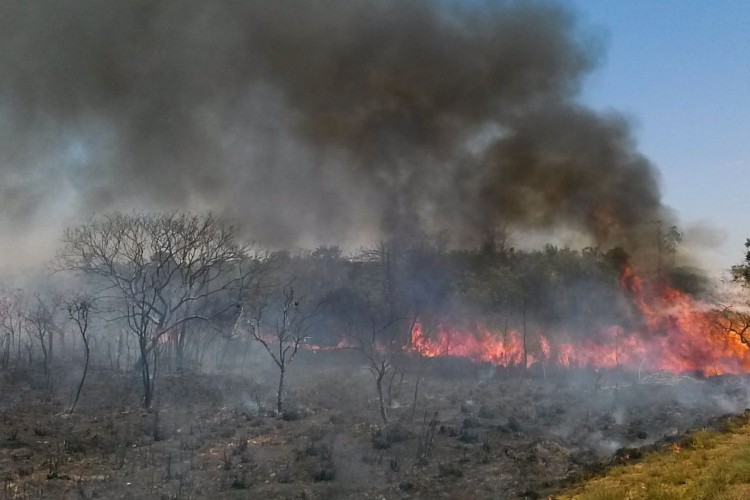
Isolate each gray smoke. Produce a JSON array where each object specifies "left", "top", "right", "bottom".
[{"left": 0, "top": 0, "right": 671, "bottom": 257}]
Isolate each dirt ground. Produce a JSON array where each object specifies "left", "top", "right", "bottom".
[{"left": 1, "top": 349, "right": 749, "bottom": 499}]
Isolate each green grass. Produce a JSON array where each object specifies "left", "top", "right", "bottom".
[{"left": 558, "top": 415, "right": 750, "bottom": 500}]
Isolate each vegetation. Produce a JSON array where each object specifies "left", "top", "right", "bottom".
[
  {"left": 55, "top": 212, "right": 264, "bottom": 407},
  {"left": 559, "top": 414, "right": 750, "bottom": 499},
  {"left": 0, "top": 210, "right": 717, "bottom": 414},
  {"left": 732, "top": 238, "right": 750, "bottom": 284},
  {"left": 2, "top": 210, "right": 750, "bottom": 498}
]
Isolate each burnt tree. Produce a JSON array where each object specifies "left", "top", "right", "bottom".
[
  {"left": 57, "top": 212, "right": 262, "bottom": 407},
  {"left": 248, "top": 283, "right": 320, "bottom": 414},
  {"left": 66, "top": 296, "right": 91, "bottom": 414},
  {"left": 0, "top": 288, "right": 27, "bottom": 370}
]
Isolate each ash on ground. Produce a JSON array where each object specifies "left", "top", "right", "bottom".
[{"left": 1, "top": 353, "right": 748, "bottom": 499}]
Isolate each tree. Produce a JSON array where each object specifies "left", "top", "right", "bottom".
[
  {"left": 25, "top": 292, "right": 59, "bottom": 379},
  {"left": 57, "top": 212, "right": 262, "bottom": 407},
  {"left": 715, "top": 304, "right": 750, "bottom": 347},
  {"left": 719, "top": 240, "right": 750, "bottom": 350},
  {"left": 663, "top": 225, "right": 683, "bottom": 264},
  {"left": 325, "top": 241, "right": 418, "bottom": 424},
  {"left": 247, "top": 282, "right": 320, "bottom": 414},
  {"left": 0, "top": 288, "right": 28, "bottom": 370},
  {"left": 732, "top": 239, "right": 750, "bottom": 285},
  {"left": 655, "top": 221, "right": 683, "bottom": 280},
  {"left": 66, "top": 296, "right": 92, "bottom": 414},
  {"left": 325, "top": 284, "right": 407, "bottom": 425}
]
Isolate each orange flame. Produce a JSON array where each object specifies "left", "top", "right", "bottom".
[{"left": 409, "top": 266, "right": 750, "bottom": 375}]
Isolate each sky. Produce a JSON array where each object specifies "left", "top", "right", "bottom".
[{"left": 565, "top": 0, "right": 750, "bottom": 273}]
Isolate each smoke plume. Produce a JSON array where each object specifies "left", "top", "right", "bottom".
[{"left": 0, "top": 0, "right": 671, "bottom": 261}]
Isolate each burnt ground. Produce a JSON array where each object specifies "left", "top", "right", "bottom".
[{"left": 1, "top": 349, "right": 749, "bottom": 499}]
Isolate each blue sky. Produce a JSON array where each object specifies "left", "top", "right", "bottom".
[{"left": 564, "top": 0, "right": 750, "bottom": 272}]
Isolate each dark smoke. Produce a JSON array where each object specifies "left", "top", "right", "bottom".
[{"left": 0, "top": 0, "right": 671, "bottom": 255}]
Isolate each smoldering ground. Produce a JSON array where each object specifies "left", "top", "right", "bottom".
[
  {"left": 4, "top": 340, "right": 750, "bottom": 499},
  {"left": 0, "top": 0, "right": 672, "bottom": 262}
]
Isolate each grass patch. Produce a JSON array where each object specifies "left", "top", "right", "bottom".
[{"left": 559, "top": 415, "right": 750, "bottom": 500}]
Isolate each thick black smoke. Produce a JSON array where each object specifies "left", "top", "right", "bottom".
[{"left": 0, "top": 0, "right": 670, "bottom": 255}]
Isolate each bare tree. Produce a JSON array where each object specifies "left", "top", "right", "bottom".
[
  {"left": 66, "top": 296, "right": 92, "bottom": 414},
  {"left": 362, "top": 318, "right": 408, "bottom": 425},
  {"left": 57, "top": 212, "right": 264, "bottom": 407},
  {"left": 715, "top": 303, "right": 750, "bottom": 346},
  {"left": 248, "top": 283, "right": 320, "bottom": 414},
  {"left": 326, "top": 287, "right": 410, "bottom": 425},
  {"left": 0, "top": 288, "right": 28, "bottom": 370},
  {"left": 360, "top": 242, "right": 416, "bottom": 424},
  {"left": 330, "top": 285, "right": 412, "bottom": 425},
  {"left": 25, "top": 292, "right": 59, "bottom": 378}
]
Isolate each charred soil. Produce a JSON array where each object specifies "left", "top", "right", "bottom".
[{"left": 1, "top": 351, "right": 748, "bottom": 499}]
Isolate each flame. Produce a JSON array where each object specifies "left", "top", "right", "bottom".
[
  {"left": 409, "top": 266, "right": 750, "bottom": 375},
  {"left": 304, "top": 338, "right": 355, "bottom": 351}
]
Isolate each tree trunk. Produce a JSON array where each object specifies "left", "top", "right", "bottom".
[
  {"left": 39, "top": 336, "right": 49, "bottom": 376},
  {"left": 176, "top": 319, "right": 188, "bottom": 372},
  {"left": 142, "top": 365, "right": 152, "bottom": 408},
  {"left": 48, "top": 330, "right": 54, "bottom": 365},
  {"left": 277, "top": 364, "right": 286, "bottom": 413},
  {"left": 522, "top": 301, "right": 528, "bottom": 369},
  {"left": 150, "top": 346, "right": 160, "bottom": 408},
  {"left": 410, "top": 355, "right": 424, "bottom": 421},
  {"left": 140, "top": 337, "right": 153, "bottom": 408},
  {"left": 1, "top": 333, "right": 9, "bottom": 370},
  {"left": 69, "top": 339, "right": 89, "bottom": 414},
  {"left": 16, "top": 332, "right": 22, "bottom": 365},
  {"left": 376, "top": 369, "right": 388, "bottom": 425}
]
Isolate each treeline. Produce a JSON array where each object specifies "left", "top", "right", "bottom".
[{"left": 0, "top": 212, "right": 704, "bottom": 417}]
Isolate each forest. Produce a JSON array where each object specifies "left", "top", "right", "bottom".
[{"left": 3, "top": 211, "right": 749, "bottom": 500}]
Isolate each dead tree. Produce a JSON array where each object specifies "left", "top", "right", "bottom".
[
  {"left": 57, "top": 212, "right": 263, "bottom": 407},
  {"left": 361, "top": 318, "right": 408, "bottom": 425},
  {"left": 363, "top": 242, "right": 415, "bottom": 424},
  {"left": 324, "top": 242, "right": 417, "bottom": 425},
  {"left": 715, "top": 304, "right": 750, "bottom": 346},
  {"left": 66, "top": 297, "right": 91, "bottom": 414},
  {"left": 249, "top": 284, "right": 319, "bottom": 414},
  {"left": 25, "top": 292, "right": 57, "bottom": 378},
  {"left": 0, "top": 289, "right": 28, "bottom": 370},
  {"left": 326, "top": 285, "right": 409, "bottom": 425}
]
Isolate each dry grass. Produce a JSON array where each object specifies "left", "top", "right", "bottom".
[{"left": 558, "top": 415, "right": 750, "bottom": 500}]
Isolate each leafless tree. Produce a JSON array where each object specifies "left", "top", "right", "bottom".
[
  {"left": 320, "top": 242, "right": 418, "bottom": 425},
  {"left": 0, "top": 288, "right": 28, "bottom": 370},
  {"left": 359, "top": 242, "right": 416, "bottom": 424},
  {"left": 66, "top": 296, "right": 92, "bottom": 414},
  {"left": 25, "top": 292, "right": 59, "bottom": 378},
  {"left": 361, "top": 317, "right": 409, "bottom": 425},
  {"left": 247, "top": 283, "right": 320, "bottom": 413},
  {"left": 57, "top": 212, "right": 265, "bottom": 407},
  {"left": 715, "top": 303, "right": 750, "bottom": 346},
  {"left": 326, "top": 288, "right": 410, "bottom": 425}
]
